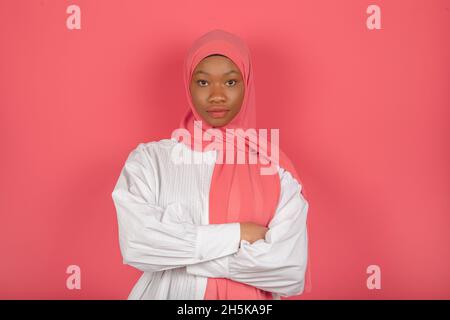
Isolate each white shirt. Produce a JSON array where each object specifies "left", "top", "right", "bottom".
[{"left": 111, "top": 138, "right": 309, "bottom": 300}]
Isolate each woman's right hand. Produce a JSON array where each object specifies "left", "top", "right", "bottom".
[{"left": 239, "top": 222, "right": 268, "bottom": 244}]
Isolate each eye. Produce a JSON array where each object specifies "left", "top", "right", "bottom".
[
  {"left": 226, "top": 80, "right": 238, "bottom": 86},
  {"left": 197, "top": 80, "right": 208, "bottom": 87}
]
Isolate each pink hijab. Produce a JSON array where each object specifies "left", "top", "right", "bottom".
[{"left": 178, "top": 29, "right": 312, "bottom": 298}]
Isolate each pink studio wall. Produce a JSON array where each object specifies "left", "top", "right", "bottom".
[{"left": 0, "top": 0, "right": 449, "bottom": 299}]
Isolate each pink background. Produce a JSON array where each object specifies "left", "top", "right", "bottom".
[{"left": 1, "top": 0, "right": 449, "bottom": 299}]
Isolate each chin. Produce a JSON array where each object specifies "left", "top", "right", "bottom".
[{"left": 207, "top": 118, "right": 230, "bottom": 128}]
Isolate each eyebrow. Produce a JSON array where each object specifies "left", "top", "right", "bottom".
[{"left": 194, "top": 70, "right": 240, "bottom": 76}]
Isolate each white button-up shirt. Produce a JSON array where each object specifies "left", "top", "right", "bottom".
[{"left": 111, "top": 138, "right": 309, "bottom": 300}]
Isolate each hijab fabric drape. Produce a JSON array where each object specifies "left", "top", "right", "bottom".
[{"left": 177, "top": 29, "right": 312, "bottom": 299}]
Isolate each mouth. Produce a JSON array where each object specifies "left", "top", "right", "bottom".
[{"left": 206, "top": 106, "right": 230, "bottom": 119}]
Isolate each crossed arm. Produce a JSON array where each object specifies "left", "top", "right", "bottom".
[
  {"left": 186, "top": 167, "right": 309, "bottom": 297},
  {"left": 111, "top": 145, "right": 309, "bottom": 297}
]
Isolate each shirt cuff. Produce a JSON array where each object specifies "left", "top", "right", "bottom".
[
  {"left": 185, "top": 255, "right": 230, "bottom": 278},
  {"left": 195, "top": 222, "right": 241, "bottom": 261}
]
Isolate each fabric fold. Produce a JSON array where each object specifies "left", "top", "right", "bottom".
[{"left": 112, "top": 145, "right": 245, "bottom": 273}]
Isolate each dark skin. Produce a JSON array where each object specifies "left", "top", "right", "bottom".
[
  {"left": 189, "top": 54, "right": 245, "bottom": 128},
  {"left": 189, "top": 54, "right": 268, "bottom": 244}
]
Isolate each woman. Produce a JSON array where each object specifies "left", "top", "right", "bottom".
[{"left": 111, "top": 29, "right": 311, "bottom": 300}]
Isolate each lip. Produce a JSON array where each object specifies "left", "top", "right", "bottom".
[
  {"left": 206, "top": 106, "right": 230, "bottom": 119},
  {"left": 207, "top": 110, "right": 229, "bottom": 119},
  {"left": 206, "top": 105, "right": 230, "bottom": 112}
]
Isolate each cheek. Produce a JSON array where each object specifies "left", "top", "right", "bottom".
[
  {"left": 230, "top": 87, "right": 245, "bottom": 109},
  {"left": 190, "top": 86, "right": 206, "bottom": 106}
]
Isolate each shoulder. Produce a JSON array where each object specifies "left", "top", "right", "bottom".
[
  {"left": 277, "top": 164, "right": 308, "bottom": 207},
  {"left": 278, "top": 166, "right": 302, "bottom": 194},
  {"left": 135, "top": 137, "right": 178, "bottom": 153},
  {"left": 276, "top": 166, "right": 309, "bottom": 214},
  {"left": 119, "top": 138, "right": 179, "bottom": 187},
  {"left": 276, "top": 146, "right": 309, "bottom": 199},
  {"left": 126, "top": 138, "right": 179, "bottom": 163}
]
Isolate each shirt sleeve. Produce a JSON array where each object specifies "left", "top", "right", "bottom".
[
  {"left": 111, "top": 143, "right": 241, "bottom": 273},
  {"left": 185, "top": 167, "right": 309, "bottom": 298}
]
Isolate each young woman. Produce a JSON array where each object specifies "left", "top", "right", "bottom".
[{"left": 111, "top": 29, "right": 311, "bottom": 300}]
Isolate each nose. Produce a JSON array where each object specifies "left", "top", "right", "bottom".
[
  {"left": 208, "top": 85, "right": 226, "bottom": 103},
  {"left": 209, "top": 95, "right": 226, "bottom": 104}
]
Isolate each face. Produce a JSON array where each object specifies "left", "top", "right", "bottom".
[{"left": 189, "top": 54, "right": 245, "bottom": 127}]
